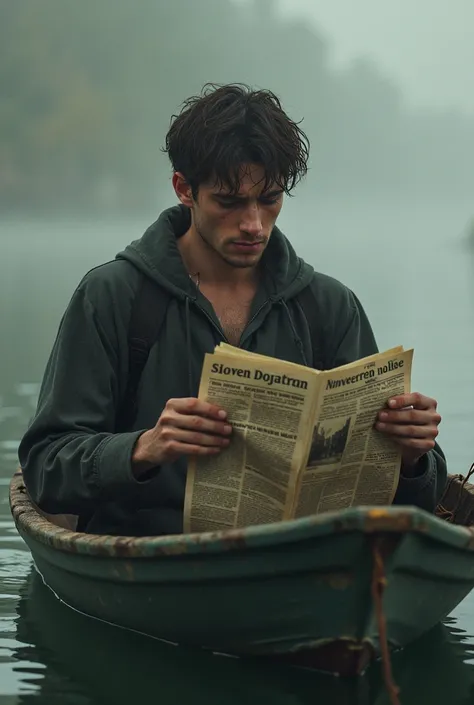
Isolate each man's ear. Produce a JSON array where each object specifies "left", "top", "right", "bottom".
[{"left": 172, "top": 172, "right": 194, "bottom": 207}]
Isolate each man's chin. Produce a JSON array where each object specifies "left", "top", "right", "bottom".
[{"left": 222, "top": 253, "right": 262, "bottom": 269}]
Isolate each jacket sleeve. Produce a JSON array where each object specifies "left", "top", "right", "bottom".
[
  {"left": 323, "top": 283, "right": 448, "bottom": 513},
  {"left": 393, "top": 443, "right": 447, "bottom": 512},
  {"left": 18, "top": 277, "right": 149, "bottom": 516}
]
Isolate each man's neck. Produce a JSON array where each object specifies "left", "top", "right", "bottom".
[{"left": 178, "top": 226, "right": 259, "bottom": 288}]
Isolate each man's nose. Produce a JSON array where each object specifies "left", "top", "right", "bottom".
[{"left": 240, "top": 204, "right": 263, "bottom": 237}]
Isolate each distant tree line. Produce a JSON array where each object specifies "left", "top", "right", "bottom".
[{"left": 1, "top": 0, "right": 473, "bottom": 214}]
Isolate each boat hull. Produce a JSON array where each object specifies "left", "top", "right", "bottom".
[{"left": 10, "top": 471, "right": 474, "bottom": 676}]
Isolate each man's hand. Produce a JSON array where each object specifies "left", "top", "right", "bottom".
[
  {"left": 132, "top": 398, "right": 232, "bottom": 477},
  {"left": 375, "top": 392, "right": 441, "bottom": 472}
]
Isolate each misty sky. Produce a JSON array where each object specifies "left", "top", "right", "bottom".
[{"left": 277, "top": 0, "right": 473, "bottom": 115}]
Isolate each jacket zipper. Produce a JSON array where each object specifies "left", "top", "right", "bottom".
[
  {"left": 194, "top": 302, "right": 229, "bottom": 343},
  {"left": 239, "top": 298, "right": 271, "bottom": 347}
]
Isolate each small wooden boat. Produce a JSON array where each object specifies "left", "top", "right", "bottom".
[{"left": 9, "top": 467, "right": 474, "bottom": 679}]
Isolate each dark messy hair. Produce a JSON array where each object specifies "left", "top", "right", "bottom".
[{"left": 163, "top": 83, "right": 310, "bottom": 198}]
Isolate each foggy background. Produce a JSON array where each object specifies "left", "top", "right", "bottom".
[
  {"left": 2, "top": 0, "right": 474, "bottom": 215},
  {"left": 2, "top": 2, "right": 474, "bottom": 699},
  {"left": 1, "top": 0, "right": 473, "bottom": 469},
  {"left": 281, "top": 0, "right": 474, "bottom": 114}
]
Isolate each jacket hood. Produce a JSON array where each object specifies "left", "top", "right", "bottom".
[{"left": 115, "top": 204, "right": 314, "bottom": 301}]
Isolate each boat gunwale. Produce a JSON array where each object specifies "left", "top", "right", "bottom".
[{"left": 9, "top": 469, "right": 474, "bottom": 559}]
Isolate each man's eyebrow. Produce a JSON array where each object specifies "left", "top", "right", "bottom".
[
  {"left": 260, "top": 189, "right": 284, "bottom": 199},
  {"left": 213, "top": 189, "right": 283, "bottom": 201},
  {"left": 213, "top": 193, "right": 243, "bottom": 200}
]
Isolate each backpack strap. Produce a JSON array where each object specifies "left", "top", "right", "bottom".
[
  {"left": 294, "top": 286, "right": 327, "bottom": 370},
  {"left": 115, "top": 276, "right": 171, "bottom": 432},
  {"left": 77, "top": 276, "right": 169, "bottom": 532}
]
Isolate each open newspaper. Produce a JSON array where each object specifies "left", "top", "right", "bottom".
[{"left": 183, "top": 343, "right": 413, "bottom": 533}]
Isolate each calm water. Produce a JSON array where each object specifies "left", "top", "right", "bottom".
[{"left": 1, "top": 200, "right": 474, "bottom": 703}]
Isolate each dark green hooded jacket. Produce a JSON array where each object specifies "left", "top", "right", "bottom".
[{"left": 18, "top": 205, "right": 447, "bottom": 535}]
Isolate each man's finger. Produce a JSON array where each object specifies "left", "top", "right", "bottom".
[
  {"left": 377, "top": 409, "right": 441, "bottom": 426},
  {"left": 376, "top": 422, "right": 439, "bottom": 440},
  {"left": 160, "top": 410, "right": 232, "bottom": 436},
  {"left": 162, "top": 427, "right": 231, "bottom": 447},
  {"left": 387, "top": 392, "right": 437, "bottom": 411},
  {"left": 167, "top": 397, "right": 228, "bottom": 420}
]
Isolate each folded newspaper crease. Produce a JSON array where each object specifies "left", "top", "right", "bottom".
[{"left": 183, "top": 343, "right": 413, "bottom": 533}]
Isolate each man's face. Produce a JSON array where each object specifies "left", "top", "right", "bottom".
[{"left": 180, "top": 164, "right": 284, "bottom": 269}]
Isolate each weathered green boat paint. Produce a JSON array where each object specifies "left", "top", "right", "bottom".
[
  {"left": 9, "top": 469, "right": 474, "bottom": 676},
  {"left": 17, "top": 568, "right": 474, "bottom": 705}
]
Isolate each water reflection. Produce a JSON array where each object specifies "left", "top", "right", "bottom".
[
  {"left": 7, "top": 568, "right": 474, "bottom": 705},
  {"left": 14, "top": 569, "right": 366, "bottom": 705},
  {"left": 380, "top": 617, "right": 474, "bottom": 705}
]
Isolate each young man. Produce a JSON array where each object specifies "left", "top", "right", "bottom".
[{"left": 19, "top": 84, "right": 445, "bottom": 536}]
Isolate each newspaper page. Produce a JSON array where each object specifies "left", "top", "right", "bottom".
[
  {"left": 183, "top": 350, "right": 320, "bottom": 533},
  {"left": 293, "top": 347, "right": 413, "bottom": 518}
]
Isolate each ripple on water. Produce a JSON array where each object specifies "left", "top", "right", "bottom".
[
  {"left": 0, "top": 661, "right": 44, "bottom": 696},
  {"left": 0, "top": 616, "right": 18, "bottom": 645},
  {"left": 0, "top": 550, "right": 33, "bottom": 583}
]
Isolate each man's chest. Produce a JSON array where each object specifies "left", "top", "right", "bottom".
[
  {"left": 215, "top": 300, "right": 253, "bottom": 345},
  {"left": 200, "top": 287, "right": 255, "bottom": 346}
]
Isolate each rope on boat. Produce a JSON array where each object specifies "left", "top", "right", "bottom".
[
  {"left": 436, "top": 462, "right": 474, "bottom": 523},
  {"left": 371, "top": 539, "right": 401, "bottom": 705}
]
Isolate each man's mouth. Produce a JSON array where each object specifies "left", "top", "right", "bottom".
[{"left": 229, "top": 240, "right": 265, "bottom": 252}]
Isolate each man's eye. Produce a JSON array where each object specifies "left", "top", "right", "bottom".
[{"left": 217, "top": 196, "right": 280, "bottom": 208}]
